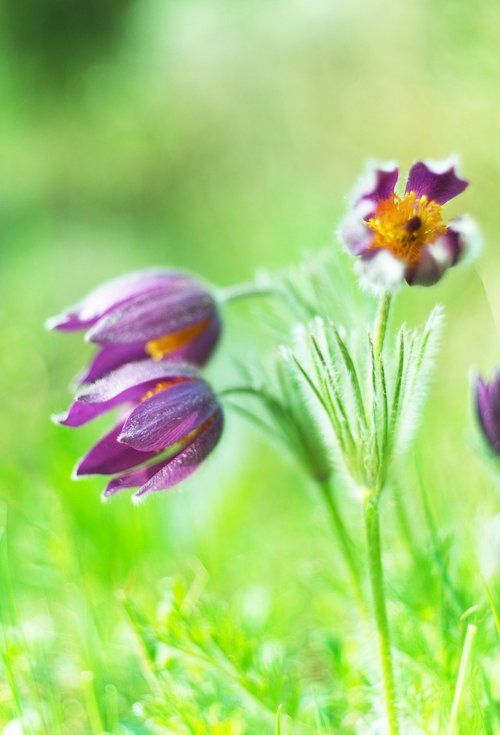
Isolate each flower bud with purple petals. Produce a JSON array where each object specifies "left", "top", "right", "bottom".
[
  {"left": 48, "top": 270, "right": 221, "bottom": 380},
  {"left": 54, "top": 360, "right": 223, "bottom": 502}
]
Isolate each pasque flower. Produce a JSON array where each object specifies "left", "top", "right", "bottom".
[
  {"left": 47, "top": 270, "right": 221, "bottom": 381},
  {"left": 341, "top": 158, "right": 479, "bottom": 288},
  {"left": 54, "top": 360, "right": 223, "bottom": 502},
  {"left": 476, "top": 371, "right": 500, "bottom": 455}
]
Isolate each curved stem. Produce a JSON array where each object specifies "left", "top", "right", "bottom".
[
  {"left": 364, "top": 491, "right": 399, "bottom": 735},
  {"left": 219, "top": 283, "right": 275, "bottom": 304},
  {"left": 446, "top": 624, "right": 477, "bottom": 735},
  {"left": 219, "top": 385, "right": 261, "bottom": 399},
  {"left": 373, "top": 291, "right": 392, "bottom": 361},
  {"left": 318, "top": 478, "right": 366, "bottom": 612}
]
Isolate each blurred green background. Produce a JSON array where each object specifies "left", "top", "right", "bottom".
[{"left": 1, "top": 0, "right": 500, "bottom": 731}]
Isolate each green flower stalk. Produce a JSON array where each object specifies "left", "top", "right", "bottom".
[
  {"left": 275, "top": 289, "right": 443, "bottom": 731},
  {"left": 335, "top": 155, "right": 479, "bottom": 731},
  {"left": 364, "top": 292, "right": 399, "bottom": 735}
]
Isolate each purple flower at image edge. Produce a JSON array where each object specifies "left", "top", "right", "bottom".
[
  {"left": 476, "top": 372, "right": 500, "bottom": 456},
  {"left": 341, "top": 158, "right": 480, "bottom": 289},
  {"left": 53, "top": 360, "right": 224, "bottom": 503},
  {"left": 47, "top": 270, "right": 221, "bottom": 381}
]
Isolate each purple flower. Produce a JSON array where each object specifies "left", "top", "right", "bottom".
[
  {"left": 54, "top": 360, "right": 223, "bottom": 502},
  {"left": 341, "top": 159, "right": 480, "bottom": 288},
  {"left": 476, "top": 372, "right": 500, "bottom": 455},
  {"left": 47, "top": 270, "right": 221, "bottom": 381}
]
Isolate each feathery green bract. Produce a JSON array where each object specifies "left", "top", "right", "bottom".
[{"left": 282, "top": 305, "right": 444, "bottom": 492}]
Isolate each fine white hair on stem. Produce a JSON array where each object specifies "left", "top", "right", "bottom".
[{"left": 394, "top": 305, "right": 445, "bottom": 458}]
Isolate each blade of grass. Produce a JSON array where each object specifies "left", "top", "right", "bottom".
[
  {"left": 446, "top": 624, "right": 477, "bottom": 735},
  {"left": 483, "top": 578, "right": 500, "bottom": 640}
]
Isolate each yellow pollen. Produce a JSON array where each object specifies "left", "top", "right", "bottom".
[
  {"left": 145, "top": 319, "right": 210, "bottom": 361},
  {"left": 141, "top": 381, "right": 175, "bottom": 402},
  {"left": 365, "top": 192, "right": 447, "bottom": 266}
]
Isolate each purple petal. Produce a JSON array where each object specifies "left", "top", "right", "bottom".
[
  {"left": 47, "top": 270, "right": 184, "bottom": 332},
  {"left": 56, "top": 360, "right": 198, "bottom": 427},
  {"left": 446, "top": 215, "right": 481, "bottom": 264},
  {"left": 86, "top": 283, "right": 217, "bottom": 346},
  {"left": 405, "top": 215, "right": 480, "bottom": 287},
  {"left": 341, "top": 164, "right": 398, "bottom": 256},
  {"left": 78, "top": 343, "right": 147, "bottom": 384},
  {"left": 170, "top": 317, "right": 221, "bottom": 367},
  {"left": 405, "top": 160, "right": 468, "bottom": 205},
  {"left": 119, "top": 380, "right": 218, "bottom": 451},
  {"left": 340, "top": 199, "right": 376, "bottom": 255},
  {"left": 355, "top": 164, "right": 399, "bottom": 204},
  {"left": 103, "top": 411, "right": 223, "bottom": 500},
  {"left": 404, "top": 242, "right": 452, "bottom": 287},
  {"left": 75, "top": 421, "right": 158, "bottom": 475},
  {"left": 435, "top": 228, "right": 462, "bottom": 267},
  {"left": 477, "top": 374, "right": 500, "bottom": 454}
]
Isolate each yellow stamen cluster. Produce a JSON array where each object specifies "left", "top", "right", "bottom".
[
  {"left": 145, "top": 320, "right": 210, "bottom": 361},
  {"left": 140, "top": 381, "right": 174, "bottom": 402},
  {"left": 365, "top": 192, "right": 447, "bottom": 266}
]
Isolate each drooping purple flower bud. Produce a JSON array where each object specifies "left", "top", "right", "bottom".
[
  {"left": 476, "top": 372, "right": 500, "bottom": 455},
  {"left": 47, "top": 270, "right": 221, "bottom": 380},
  {"left": 54, "top": 360, "right": 223, "bottom": 502},
  {"left": 341, "top": 158, "right": 480, "bottom": 289}
]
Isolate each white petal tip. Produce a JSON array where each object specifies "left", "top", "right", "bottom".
[
  {"left": 70, "top": 466, "right": 83, "bottom": 481},
  {"left": 44, "top": 316, "right": 63, "bottom": 331},
  {"left": 50, "top": 412, "right": 67, "bottom": 426},
  {"left": 452, "top": 215, "right": 483, "bottom": 263},
  {"left": 358, "top": 251, "right": 405, "bottom": 293},
  {"left": 422, "top": 154, "right": 461, "bottom": 174},
  {"left": 132, "top": 490, "right": 149, "bottom": 506}
]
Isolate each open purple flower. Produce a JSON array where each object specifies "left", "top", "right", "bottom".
[
  {"left": 54, "top": 360, "right": 223, "bottom": 502},
  {"left": 47, "top": 270, "right": 221, "bottom": 381},
  {"left": 476, "top": 372, "right": 500, "bottom": 455},
  {"left": 341, "top": 159, "right": 479, "bottom": 288}
]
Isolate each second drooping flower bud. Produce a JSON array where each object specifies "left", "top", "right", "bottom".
[{"left": 54, "top": 360, "right": 223, "bottom": 503}]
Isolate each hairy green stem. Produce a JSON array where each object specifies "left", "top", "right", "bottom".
[
  {"left": 364, "top": 492, "right": 399, "bottom": 735},
  {"left": 373, "top": 291, "right": 392, "bottom": 361},
  {"left": 219, "top": 385, "right": 262, "bottom": 399},
  {"left": 363, "top": 291, "right": 399, "bottom": 733},
  {"left": 318, "top": 479, "right": 365, "bottom": 610},
  {"left": 219, "top": 282, "right": 275, "bottom": 304}
]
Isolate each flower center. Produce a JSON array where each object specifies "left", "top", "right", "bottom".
[
  {"left": 365, "top": 192, "right": 447, "bottom": 266},
  {"left": 140, "top": 379, "right": 188, "bottom": 402},
  {"left": 145, "top": 319, "right": 210, "bottom": 361}
]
